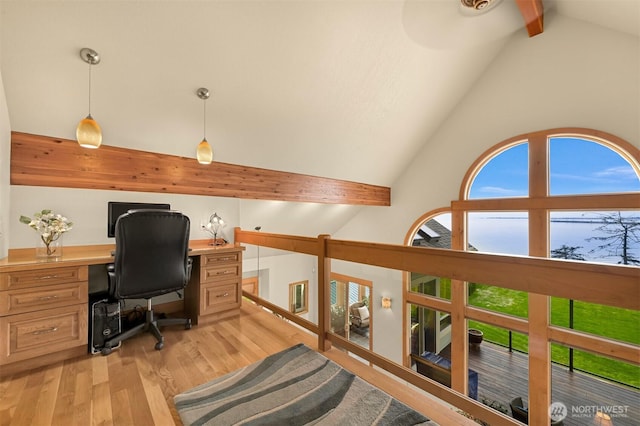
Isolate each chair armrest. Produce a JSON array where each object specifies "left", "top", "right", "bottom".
[
  {"left": 106, "top": 263, "right": 115, "bottom": 281},
  {"left": 186, "top": 257, "right": 193, "bottom": 281},
  {"left": 106, "top": 263, "right": 116, "bottom": 297}
]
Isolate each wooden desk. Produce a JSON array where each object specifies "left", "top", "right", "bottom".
[{"left": 0, "top": 240, "right": 244, "bottom": 376}]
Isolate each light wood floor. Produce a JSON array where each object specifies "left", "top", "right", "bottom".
[{"left": 0, "top": 302, "right": 474, "bottom": 426}]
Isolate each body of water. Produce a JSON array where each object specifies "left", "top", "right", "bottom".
[{"left": 465, "top": 212, "right": 639, "bottom": 264}]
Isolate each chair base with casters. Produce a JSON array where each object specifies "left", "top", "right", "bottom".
[{"left": 101, "top": 298, "right": 191, "bottom": 355}]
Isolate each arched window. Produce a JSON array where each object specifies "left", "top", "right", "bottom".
[
  {"left": 462, "top": 130, "right": 639, "bottom": 263},
  {"left": 549, "top": 137, "right": 640, "bottom": 196},
  {"left": 406, "top": 128, "right": 640, "bottom": 395},
  {"left": 469, "top": 142, "right": 529, "bottom": 199}
]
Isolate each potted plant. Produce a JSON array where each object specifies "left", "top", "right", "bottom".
[{"left": 469, "top": 328, "right": 484, "bottom": 346}]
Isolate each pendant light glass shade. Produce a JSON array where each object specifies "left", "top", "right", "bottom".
[
  {"left": 76, "top": 114, "right": 102, "bottom": 149},
  {"left": 77, "top": 48, "right": 102, "bottom": 149},
  {"left": 197, "top": 138, "right": 213, "bottom": 164},
  {"left": 196, "top": 87, "right": 212, "bottom": 164}
]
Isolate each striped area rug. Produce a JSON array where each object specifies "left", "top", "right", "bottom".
[{"left": 174, "top": 343, "right": 437, "bottom": 426}]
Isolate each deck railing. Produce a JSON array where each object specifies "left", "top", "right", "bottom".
[{"left": 234, "top": 227, "right": 639, "bottom": 426}]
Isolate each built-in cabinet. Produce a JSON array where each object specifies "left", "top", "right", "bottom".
[
  {"left": 185, "top": 246, "right": 243, "bottom": 324},
  {"left": 0, "top": 265, "right": 88, "bottom": 367},
  {"left": 0, "top": 243, "right": 244, "bottom": 376}
]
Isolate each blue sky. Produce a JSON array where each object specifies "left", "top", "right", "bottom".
[{"left": 469, "top": 137, "right": 640, "bottom": 198}]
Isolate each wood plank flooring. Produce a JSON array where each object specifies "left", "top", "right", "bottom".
[{"left": 0, "top": 303, "right": 474, "bottom": 426}]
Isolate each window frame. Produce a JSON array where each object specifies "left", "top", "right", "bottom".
[
  {"left": 403, "top": 127, "right": 639, "bottom": 398},
  {"left": 454, "top": 129, "right": 639, "bottom": 255}
]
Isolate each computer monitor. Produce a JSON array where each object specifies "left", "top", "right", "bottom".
[{"left": 107, "top": 201, "right": 171, "bottom": 237}]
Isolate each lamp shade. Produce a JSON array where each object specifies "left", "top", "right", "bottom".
[
  {"left": 197, "top": 138, "right": 213, "bottom": 164},
  {"left": 76, "top": 114, "right": 102, "bottom": 149}
]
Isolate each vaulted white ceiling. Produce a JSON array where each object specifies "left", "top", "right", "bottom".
[
  {"left": 554, "top": 0, "right": 639, "bottom": 37},
  {"left": 1, "top": 0, "right": 637, "bottom": 190}
]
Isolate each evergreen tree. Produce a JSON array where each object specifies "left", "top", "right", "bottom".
[
  {"left": 587, "top": 212, "right": 640, "bottom": 265},
  {"left": 551, "top": 245, "right": 586, "bottom": 261}
]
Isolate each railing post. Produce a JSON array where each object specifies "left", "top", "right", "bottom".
[
  {"left": 317, "top": 234, "right": 331, "bottom": 352},
  {"left": 569, "top": 299, "right": 574, "bottom": 371},
  {"left": 528, "top": 200, "right": 552, "bottom": 426},
  {"left": 449, "top": 209, "right": 469, "bottom": 398}
]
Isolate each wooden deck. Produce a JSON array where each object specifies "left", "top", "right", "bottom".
[{"left": 440, "top": 343, "right": 639, "bottom": 425}]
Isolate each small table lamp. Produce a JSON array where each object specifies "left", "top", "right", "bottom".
[{"left": 203, "top": 213, "right": 225, "bottom": 245}]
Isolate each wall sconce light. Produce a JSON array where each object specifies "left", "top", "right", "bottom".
[
  {"left": 381, "top": 297, "right": 391, "bottom": 309},
  {"left": 196, "top": 87, "right": 213, "bottom": 164},
  {"left": 76, "top": 48, "right": 102, "bottom": 149},
  {"left": 202, "top": 212, "right": 225, "bottom": 245}
]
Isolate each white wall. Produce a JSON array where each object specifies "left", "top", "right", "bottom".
[
  {"left": 331, "top": 260, "right": 402, "bottom": 362},
  {"left": 8, "top": 186, "right": 366, "bottom": 255},
  {"left": 243, "top": 252, "right": 318, "bottom": 323},
  {"left": 0, "top": 18, "right": 10, "bottom": 258},
  {"left": 9, "top": 186, "right": 241, "bottom": 248},
  {"left": 334, "top": 16, "right": 640, "bottom": 363}
]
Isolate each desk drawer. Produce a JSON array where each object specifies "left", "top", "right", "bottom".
[
  {"left": 0, "top": 282, "right": 88, "bottom": 316},
  {"left": 200, "top": 280, "right": 240, "bottom": 315},
  {"left": 201, "top": 252, "right": 240, "bottom": 267},
  {"left": 0, "top": 304, "right": 88, "bottom": 365},
  {"left": 0, "top": 266, "right": 86, "bottom": 291},
  {"left": 201, "top": 264, "right": 240, "bottom": 283}
]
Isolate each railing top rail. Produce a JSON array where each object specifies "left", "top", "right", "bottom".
[{"left": 236, "top": 228, "right": 639, "bottom": 310}]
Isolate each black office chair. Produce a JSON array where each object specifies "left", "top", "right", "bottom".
[{"left": 101, "top": 209, "right": 192, "bottom": 355}]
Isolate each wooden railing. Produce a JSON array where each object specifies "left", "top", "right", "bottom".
[{"left": 234, "top": 227, "right": 639, "bottom": 426}]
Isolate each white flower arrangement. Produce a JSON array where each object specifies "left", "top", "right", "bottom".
[{"left": 20, "top": 209, "right": 73, "bottom": 256}]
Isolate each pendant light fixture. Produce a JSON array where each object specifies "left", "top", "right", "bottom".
[
  {"left": 76, "top": 48, "right": 102, "bottom": 149},
  {"left": 196, "top": 87, "right": 213, "bottom": 164}
]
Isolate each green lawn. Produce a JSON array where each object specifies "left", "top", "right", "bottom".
[{"left": 467, "top": 284, "right": 640, "bottom": 388}]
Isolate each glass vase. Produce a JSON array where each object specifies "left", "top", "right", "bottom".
[{"left": 36, "top": 234, "right": 63, "bottom": 259}]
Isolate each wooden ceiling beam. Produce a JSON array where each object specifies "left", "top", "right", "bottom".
[
  {"left": 516, "top": 0, "right": 544, "bottom": 37},
  {"left": 10, "top": 132, "right": 391, "bottom": 206}
]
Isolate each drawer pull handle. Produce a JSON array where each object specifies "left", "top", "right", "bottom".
[
  {"left": 216, "top": 293, "right": 230, "bottom": 298},
  {"left": 32, "top": 327, "right": 58, "bottom": 335},
  {"left": 220, "top": 257, "right": 231, "bottom": 261},
  {"left": 216, "top": 270, "right": 232, "bottom": 275},
  {"left": 39, "top": 295, "right": 59, "bottom": 301},
  {"left": 36, "top": 275, "right": 59, "bottom": 280}
]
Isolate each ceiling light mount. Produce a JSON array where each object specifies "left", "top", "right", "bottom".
[
  {"left": 197, "top": 87, "right": 210, "bottom": 101},
  {"left": 79, "top": 48, "right": 100, "bottom": 66}
]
